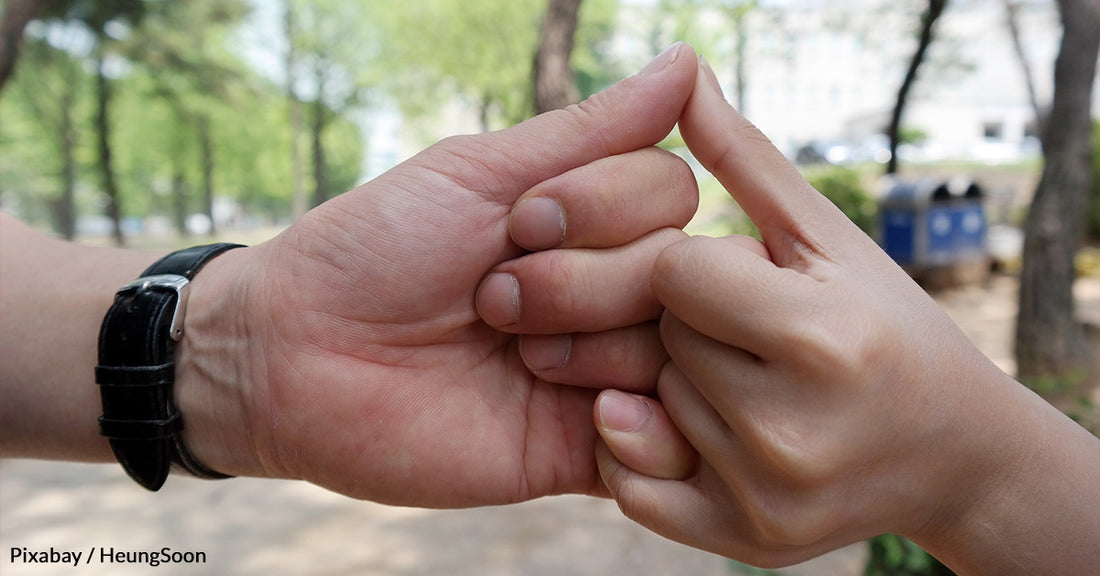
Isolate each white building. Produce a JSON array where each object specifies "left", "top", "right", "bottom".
[
  {"left": 617, "top": 0, "right": 1085, "bottom": 164},
  {"left": 368, "top": 0, "right": 1093, "bottom": 176}
]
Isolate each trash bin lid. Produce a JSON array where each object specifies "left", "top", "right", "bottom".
[{"left": 880, "top": 177, "right": 983, "bottom": 208}]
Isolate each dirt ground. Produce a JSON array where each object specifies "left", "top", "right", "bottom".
[{"left": 2, "top": 275, "right": 1095, "bottom": 576}]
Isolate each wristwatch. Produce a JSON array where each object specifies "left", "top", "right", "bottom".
[{"left": 96, "top": 243, "right": 244, "bottom": 491}]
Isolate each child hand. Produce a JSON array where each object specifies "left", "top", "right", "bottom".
[{"left": 594, "top": 58, "right": 1100, "bottom": 574}]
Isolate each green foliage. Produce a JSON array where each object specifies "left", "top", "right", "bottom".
[
  {"left": 803, "top": 166, "right": 876, "bottom": 233},
  {"left": 0, "top": 92, "right": 65, "bottom": 227},
  {"left": 111, "top": 70, "right": 179, "bottom": 217},
  {"left": 653, "top": 0, "right": 722, "bottom": 56},
  {"left": 320, "top": 114, "right": 367, "bottom": 199},
  {"left": 374, "top": 0, "right": 543, "bottom": 131},
  {"left": 1, "top": 0, "right": 370, "bottom": 233},
  {"left": 373, "top": 0, "right": 621, "bottom": 134},
  {"left": 0, "top": 33, "right": 94, "bottom": 233},
  {"left": 1021, "top": 370, "right": 1090, "bottom": 397},
  {"left": 899, "top": 126, "right": 928, "bottom": 145},
  {"left": 726, "top": 560, "right": 777, "bottom": 575},
  {"left": 865, "top": 535, "right": 952, "bottom": 576},
  {"left": 211, "top": 90, "right": 295, "bottom": 221},
  {"left": 288, "top": 0, "right": 381, "bottom": 109},
  {"left": 649, "top": 0, "right": 756, "bottom": 69},
  {"left": 573, "top": 0, "right": 622, "bottom": 98}
]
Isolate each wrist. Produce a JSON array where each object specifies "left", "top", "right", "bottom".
[
  {"left": 908, "top": 371, "right": 1100, "bottom": 574},
  {"left": 173, "top": 245, "right": 266, "bottom": 479}
]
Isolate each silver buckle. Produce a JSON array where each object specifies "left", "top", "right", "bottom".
[{"left": 118, "top": 274, "right": 191, "bottom": 341}]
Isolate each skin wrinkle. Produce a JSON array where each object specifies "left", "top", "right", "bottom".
[
  {"left": 516, "top": 374, "right": 541, "bottom": 502},
  {"left": 419, "top": 134, "right": 526, "bottom": 202},
  {"left": 567, "top": 93, "right": 625, "bottom": 163},
  {"left": 552, "top": 382, "right": 577, "bottom": 497},
  {"left": 197, "top": 251, "right": 289, "bottom": 482},
  {"left": 420, "top": 178, "right": 511, "bottom": 231},
  {"left": 261, "top": 343, "right": 305, "bottom": 481},
  {"left": 541, "top": 249, "right": 583, "bottom": 321},
  {"left": 283, "top": 210, "right": 378, "bottom": 300}
]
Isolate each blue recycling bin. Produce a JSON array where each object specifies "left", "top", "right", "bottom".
[{"left": 880, "top": 179, "right": 987, "bottom": 270}]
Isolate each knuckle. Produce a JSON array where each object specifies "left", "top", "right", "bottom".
[
  {"left": 752, "top": 419, "right": 843, "bottom": 487},
  {"left": 651, "top": 234, "right": 704, "bottom": 286},
  {"left": 538, "top": 251, "right": 583, "bottom": 318},
  {"left": 647, "top": 226, "right": 690, "bottom": 247},
  {"left": 782, "top": 290, "right": 885, "bottom": 385},
  {"left": 741, "top": 487, "right": 834, "bottom": 550},
  {"left": 789, "top": 323, "right": 862, "bottom": 378},
  {"left": 604, "top": 466, "right": 651, "bottom": 526},
  {"left": 561, "top": 96, "right": 616, "bottom": 159}
]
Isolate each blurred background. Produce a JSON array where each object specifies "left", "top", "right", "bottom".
[{"left": 1, "top": 0, "right": 1097, "bottom": 574}]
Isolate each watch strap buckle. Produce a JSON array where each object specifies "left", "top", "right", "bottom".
[{"left": 117, "top": 274, "right": 190, "bottom": 341}]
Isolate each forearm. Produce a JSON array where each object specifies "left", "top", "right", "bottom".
[
  {"left": 915, "top": 379, "right": 1100, "bottom": 575},
  {"left": 0, "top": 213, "right": 163, "bottom": 461}
]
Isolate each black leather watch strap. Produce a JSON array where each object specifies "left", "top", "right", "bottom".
[{"left": 97, "top": 243, "right": 244, "bottom": 491}]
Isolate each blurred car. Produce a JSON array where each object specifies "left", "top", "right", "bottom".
[{"left": 795, "top": 134, "right": 892, "bottom": 166}]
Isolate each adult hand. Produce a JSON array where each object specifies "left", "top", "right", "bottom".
[
  {"left": 176, "top": 43, "right": 699, "bottom": 507},
  {"left": 591, "top": 58, "right": 1100, "bottom": 574}
]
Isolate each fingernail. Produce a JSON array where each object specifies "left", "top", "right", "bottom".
[
  {"left": 519, "top": 334, "right": 572, "bottom": 372},
  {"left": 699, "top": 56, "right": 725, "bottom": 98},
  {"left": 510, "top": 197, "right": 566, "bottom": 251},
  {"left": 639, "top": 42, "right": 683, "bottom": 76},
  {"left": 476, "top": 273, "right": 520, "bottom": 327},
  {"left": 598, "top": 391, "right": 652, "bottom": 433}
]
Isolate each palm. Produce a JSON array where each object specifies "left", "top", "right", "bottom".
[
  {"left": 252, "top": 150, "right": 601, "bottom": 506},
  {"left": 233, "top": 45, "right": 697, "bottom": 505}
]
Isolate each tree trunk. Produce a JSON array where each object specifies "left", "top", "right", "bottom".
[
  {"left": 478, "top": 92, "right": 492, "bottom": 134},
  {"left": 172, "top": 167, "right": 189, "bottom": 238},
  {"left": 57, "top": 73, "right": 76, "bottom": 240},
  {"left": 885, "top": 0, "right": 947, "bottom": 175},
  {"left": 1015, "top": 0, "right": 1099, "bottom": 385},
  {"left": 534, "top": 0, "right": 582, "bottom": 114},
  {"left": 733, "top": 13, "right": 747, "bottom": 115},
  {"left": 1002, "top": 0, "right": 1044, "bottom": 138},
  {"left": 94, "top": 46, "right": 124, "bottom": 246},
  {"left": 199, "top": 115, "right": 216, "bottom": 236},
  {"left": 0, "top": 0, "right": 44, "bottom": 91},
  {"left": 310, "top": 93, "right": 327, "bottom": 208}
]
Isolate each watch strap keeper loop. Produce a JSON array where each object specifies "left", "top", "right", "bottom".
[
  {"left": 95, "top": 363, "right": 175, "bottom": 388},
  {"left": 98, "top": 413, "right": 182, "bottom": 440}
]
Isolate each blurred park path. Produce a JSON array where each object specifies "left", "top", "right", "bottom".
[
  {"left": 2, "top": 273, "right": 1096, "bottom": 576},
  {"left": 0, "top": 459, "right": 864, "bottom": 576}
]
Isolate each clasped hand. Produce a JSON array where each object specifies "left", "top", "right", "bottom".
[
  {"left": 181, "top": 43, "right": 697, "bottom": 506},
  {"left": 180, "top": 43, "right": 1098, "bottom": 574}
]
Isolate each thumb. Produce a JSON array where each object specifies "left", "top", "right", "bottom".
[
  {"left": 679, "top": 57, "right": 861, "bottom": 267},
  {"left": 420, "top": 43, "right": 698, "bottom": 204},
  {"left": 595, "top": 389, "right": 697, "bottom": 480}
]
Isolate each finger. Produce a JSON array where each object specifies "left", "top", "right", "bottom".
[
  {"left": 655, "top": 356, "right": 743, "bottom": 470},
  {"left": 596, "top": 442, "right": 748, "bottom": 561},
  {"left": 477, "top": 227, "right": 686, "bottom": 334},
  {"left": 509, "top": 147, "right": 698, "bottom": 251},
  {"left": 680, "top": 57, "right": 863, "bottom": 268},
  {"left": 518, "top": 322, "right": 667, "bottom": 393},
  {"left": 600, "top": 439, "right": 859, "bottom": 568},
  {"left": 660, "top": 313, "right": 861, "bottom": 501},
  {"left": 595, "top": 390, "right": 697, "bottom": 480},
  {"left": 652, "top": 234, "right": 819, "bottom": 357},
  {"left": 658, "top": 313, "right": 784, "bottom": 460},
  {"left": 414, "top": 43, "right": 697, "bottom": 206}
]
